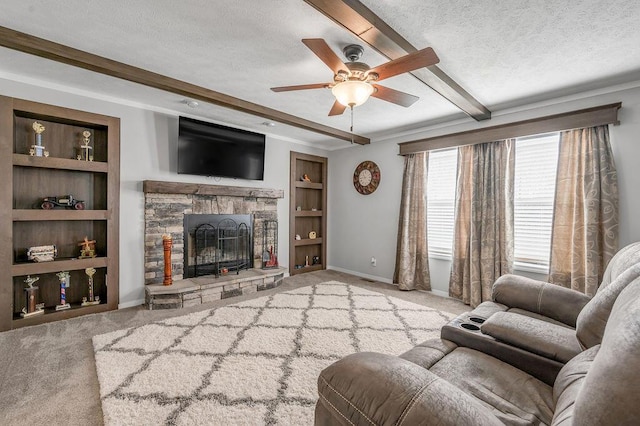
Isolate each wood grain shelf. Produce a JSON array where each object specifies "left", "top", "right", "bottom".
[
  {"left": 13, "top": 153, "right": 108, "bottom": 173},
  {"left": 12, "top": 209, "right": 109, "bottom": 221},
  {"left": 11, "top": 302, "right": 111, "bottom": 329},
  {"left": 12, "top": 257, "right": 108, "bottom": 276},
  {"left": 290, "top": 264, "right": 324, "bottom": 275},
  {"left": 294, "top": 210, "right": 323, "bottom": 217},
  {"left": 295, "top": 181, "right": 323, "bottom": 190},
  {"left": 293, "top": 238, "right": 323, "bottom": 246}
]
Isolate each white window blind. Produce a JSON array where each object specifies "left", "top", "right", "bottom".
[
  {"left": 427, "top": 149, "right": 458, "bottom": 256},
  {"left": 513, "top": 133, "right": 559, "bottom": 271}
]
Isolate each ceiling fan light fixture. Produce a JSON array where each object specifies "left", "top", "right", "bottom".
[{"left": 331, "top": 80, "right": 374, "bottom": 107}]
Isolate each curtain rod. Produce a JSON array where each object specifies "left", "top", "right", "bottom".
[{"left": 398, "top": 102, "right": 621, "bottom": 155}]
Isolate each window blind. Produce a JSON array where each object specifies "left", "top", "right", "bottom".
[
  {"left": 427, "top": 149, "right": 458, "bottom": 256},
  {"left": 513, "top": 133, "right": 559, "bottom": 270}
]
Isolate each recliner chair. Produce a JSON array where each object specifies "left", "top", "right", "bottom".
[
  {"left": 441, "top": 242, "right": 640, "bottom": 384},
  {"left": 315, "top": 274, "right": 640, "bottom": 425}
]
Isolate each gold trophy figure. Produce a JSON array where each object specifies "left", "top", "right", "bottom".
[
  {"left": 79, "top": 130, "right": 93, "bottom": 161},
  {"left": 31, "top": 121, "right": 47, "bottom": 157},
  {"left": 81, "top": 267, "right": 100, "bottom": 306},
  {"left": 21, "top": 275, "right": 45, "bottom": 317}
]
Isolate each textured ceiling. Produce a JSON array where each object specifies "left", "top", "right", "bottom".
[{"left": 1, "top": 0, "right": 639, "bottom": 149}]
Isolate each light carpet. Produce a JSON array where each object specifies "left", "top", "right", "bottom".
[{"left": 93, "top": 281, "right": 455, "bottom": 425}]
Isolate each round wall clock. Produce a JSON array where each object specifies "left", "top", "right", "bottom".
[{"left": 353, "top": 161, "right": 381, "bottom": 195}]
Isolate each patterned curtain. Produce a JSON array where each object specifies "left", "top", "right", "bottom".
[
  {"left": 394, "top": 152, "right": 431, "bottom": 290},
  {"left": 449, "top": 140, "right": 515, "bottom": 307},
  {"left": 549, "top": 125, "right": 618, "bottom": 296}
]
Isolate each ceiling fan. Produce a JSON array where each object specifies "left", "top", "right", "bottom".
[{"left": 271, "top": 39, "right": 440, "bottom": 116}]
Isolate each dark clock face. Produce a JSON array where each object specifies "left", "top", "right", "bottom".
[{"left": 353, "top": 161, "right": 380, "bottom": 195}]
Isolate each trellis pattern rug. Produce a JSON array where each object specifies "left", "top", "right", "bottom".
[{"left": 93, "top": 281, "right": 455, "bottom": 425}]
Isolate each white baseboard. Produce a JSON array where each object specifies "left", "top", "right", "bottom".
[
  {"left": 429, "top": 289, "right": 450, "bottom": 298},
  {"left": 327, "top": 266, "right": 394, "bottom": 284},
  {"left": 118, "top": 299, "right": 145, "bottom": 309},
  {"left": 327, "top": 266, "right": 452, "bottom": 299}
]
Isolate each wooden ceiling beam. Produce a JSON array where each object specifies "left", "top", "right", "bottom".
[
  {"left": 398, "top": 103, "right": 621, "bottom": 155},
  {"left": 0, "top": 26, "right": 369, "bottom": 145},
  {"left": 304, "top": 0, "right": 492, "bottom": 121}
]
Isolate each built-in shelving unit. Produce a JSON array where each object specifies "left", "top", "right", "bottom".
[
  {"left": 289, "top": 152, "right": 327, "bottom": 275},
  {"left": 0, "top": 96, "right": 120, "bottom": 331}
]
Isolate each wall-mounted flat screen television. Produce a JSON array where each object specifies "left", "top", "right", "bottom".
[{"left": 178, "top": 116, "right": 266, "bottom": 180}]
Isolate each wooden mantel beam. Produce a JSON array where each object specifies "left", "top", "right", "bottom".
[
  {"left": 143, "top": 180, "right": 284, "bottom": 199},
  {"left": 0, "top": 26, "right": 370, "bottom": 145}
]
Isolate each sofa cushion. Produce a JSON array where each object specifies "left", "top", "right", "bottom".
[
  {"left": 471, "top": 301, "right": 508, "bottom": 319},
  {"left": 576, "top": 262, "right": 640, "bottom": 349},
  {"left": 571, "top": 276, "right": 640, "bottom": 425},
  {"left": 430, "top": 347, "right": 554, "bottom": 425},
  {"left": 598, "top": 241, "right": 640, "bottom": 290},
  {"left": 481, "top": 312, "right": 582, "bottom": 363},
  {"left": 506, "top": 308, "right": 574, "bottom": 328},
  {"left": 317, "top": 350, "right": 504, "bottom": 426},
  {"left": 399, "top": 337, "right": 457, "bottom": 369},
  {"left": 551, "top": 345, "right": 599, "bottom": 425}
]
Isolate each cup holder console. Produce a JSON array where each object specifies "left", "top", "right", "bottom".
[
  {"left": 444, "top": 313, "right": 488, "bottom": 335},
  {"left": 460, "top": 323, "right": 480, "bottom": 331}
]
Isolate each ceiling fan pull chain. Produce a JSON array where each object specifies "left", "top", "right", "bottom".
[{"left": 350, "top": 106, "right": 354, "bottom": 143}]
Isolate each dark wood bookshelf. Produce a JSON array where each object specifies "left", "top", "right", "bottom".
[
  {"left": 289, "top": 152, "right": 327, "bottom": 276},
  {"left": 0, "top": 96, "right": 120, "bottom": 331}
]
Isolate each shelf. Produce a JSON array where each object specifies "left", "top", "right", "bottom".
[
  {"left": 295, "top": 181, "right": 323, "bottom": 190},
  {"left": 12, "top": 257, "right": 108, "bottom": 276},
  {"left": 290, "top": 264, "right": 324, "bottom": 275},
  {"left": 294, "top": 210, "right": 323, "bottom": 217},
  {"left": 13, "top": 209, "right": 109, "bottom": 221},
  {"left": 13, "top": 153, "right": 108, "bottom": 173},
  {"left": 12, "top": 302, "right": 110, "bottom": 329},
  {"left": 294, "top": 237, "right": 323, "bottom": 246}
]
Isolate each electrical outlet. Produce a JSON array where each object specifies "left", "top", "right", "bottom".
[{"left": 371, "top": 257, "right": 377, "bottom": 267}]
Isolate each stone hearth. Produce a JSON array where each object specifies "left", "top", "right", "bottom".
[
  {"left": 145, "top": 267, "right": 285, "bottom": 310},
  {"left": 143, "top": 180, "right": 284, "bottom": 295}
]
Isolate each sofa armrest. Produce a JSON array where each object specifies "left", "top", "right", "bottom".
[
  {"left": 316, "top": 352, "right": 503, "bottom": 426},
  {"left": 481, "top": 312, "right": 583, "bottom": 363},
  {"left": 492, "top": 274, "right": 591, "bottom": 327}
]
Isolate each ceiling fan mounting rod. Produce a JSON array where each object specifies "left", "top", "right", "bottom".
[{"left": 343, "top": 44, "right": 364, "bottom": 62}]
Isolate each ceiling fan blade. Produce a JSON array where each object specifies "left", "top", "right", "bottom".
[
  {"left": 371, "top": 84, "right": 419, "bottom": 107},
  {"left": 270, "top": 83, "right": 329, "bottom": 92},
  {"left": 369, "top": 47, "right": 439, "bottom": 81},
  {"left": 302, "top": 38, "right": 348, "bottom": 74},
  {"left": 328, "top": 100, "right": 347, "bottom": 116}
]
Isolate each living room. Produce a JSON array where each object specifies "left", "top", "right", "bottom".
[{"left": 1, "top": 1, "right": 640, "bottom": 425}]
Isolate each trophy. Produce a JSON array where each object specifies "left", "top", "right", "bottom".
[
  {"left": 81, "top": 267, "right": 100, "bottom": 306},
  {"left": 77, "top": 130, "right": 93, "bottom": 161},
  {"left": 31, "top": 121, "right": 49, "bottom": 157},
  {"left": 21, "top": 275, "right": 45, "bottom": 318},
  {"left": 78, "top": 236, "right": 97, "bottom": 259},
  {"left": 55, "top": 271, "right": 71, "bottom": 311}
]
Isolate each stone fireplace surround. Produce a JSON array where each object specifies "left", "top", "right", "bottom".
[{"left": 143, "top": 180, "right": 285, "bottom": 309}]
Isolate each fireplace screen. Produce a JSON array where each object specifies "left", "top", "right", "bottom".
[{"left": 184, "top": 214, "right": 252, "bottom": 278}]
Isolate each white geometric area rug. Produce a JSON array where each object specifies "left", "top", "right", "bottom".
[{"left": 93, "top": 281, "right": 455, "bottom": 425}]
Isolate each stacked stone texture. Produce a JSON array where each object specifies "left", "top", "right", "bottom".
[{"left": 144, "top": 193, "right": 278, "bottom": 285}]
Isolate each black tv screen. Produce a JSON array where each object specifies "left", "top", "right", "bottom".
[{"left": 178, "top": 116, "right": 265, "bottom": 180}]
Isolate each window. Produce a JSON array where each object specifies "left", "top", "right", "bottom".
[
  {"left": 425, "top": 134, "right": 559, "bottom": 271},
  {"left": 427, "top": 149, "right": 457, "bottom": 256},
  {"left": 513, "top": 133, "right": 559, "bottom": 271}
]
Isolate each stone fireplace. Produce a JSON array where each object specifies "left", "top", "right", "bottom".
[{"left": 143, "top": 180, "right": 285, "bottom": 309}]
